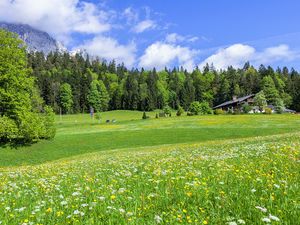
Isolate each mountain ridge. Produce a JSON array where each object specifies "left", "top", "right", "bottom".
[{"left": 0, "top": 22, "right": 67, "bottom": 55}]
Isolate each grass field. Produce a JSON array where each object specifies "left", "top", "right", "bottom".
[
  {"left": 0, "top": 111, "right": 299, "bottom": 224},
  {"left": 0, "top": 111, "right": 300, "bottom": 167}
]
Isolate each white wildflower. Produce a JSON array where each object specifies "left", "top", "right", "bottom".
[
  {"left": 256, "top": 206, "right": 267, "bottom": 213},
  {"left": 60, "top": 201, "right": 68, "bottom": 206},
  {"left": 228, "top": 222, "right": 237, "bottom": 225},
  {"left": 98, "top": 196, "right": 105, "bottom": 201},
  {"left": 73, "top": 209, "right": 80, "bottom": 215},
  {"left": 119, "top": 208, "right": 125, "bottom": 214},
  {"left": 269, "top": 214, "right": 280, "bottom": 221},
  {"left": 251, "top": 189, "right": 256, "bottom": 193},
  {"left": 154, "top": 215, "right": 163, "bottom": 224},
  {"left": 72, "top": 192, "right": 80, "bottom": 196},
  {"left": 126, "top": 212, "right": 134, "bottom": 217},
  {"left": 274, "top": 184, "right": 280, "bottom": 189},
  {"left": 237, "top": 219, "right": 246, "bottom": 224},
  {"left": 262, "top": 217, "right": 271, "bottom": 223}
]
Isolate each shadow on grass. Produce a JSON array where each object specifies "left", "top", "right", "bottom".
[{"left": 0, "top": 138, "right": 37, "bottom": 149}]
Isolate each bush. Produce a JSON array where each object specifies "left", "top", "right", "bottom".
[
  {"left": 242, "top": 103, "right": 252, "bottom": 114},
  {"left": 199, "top": 102, "right": 213, "bottom": 115},
  {"left": 264, "top": 108, "right": 272, "bottom": 114},
  {"left": 0, "top": 116, "right": 18, "bottom": 143},
  {"left": 214, "top": 109, "right": 225, "bottom": 115},
  {"left": 176, "top": 106, "right": 184, "bottom": 116},
  {"left": 163, "top": 106, "right": 172, "bottom": 117},
  {"left": 155, "top": 113, "right": 158, "bottom": 119},
  {"left": 189, "top": 101, "right": 212, "bottom": 115},
  {"left": 142, "top": 111, "right": 148, "bottom": 119},
  {"left": 189, "top": 101, "right": 201, "bottom": 115},
  {"left": 274, "top": 98, "right": 285, "bottom": 114},
  {"left": 187, "top": 112, "right": 194, "bottom": 116}
]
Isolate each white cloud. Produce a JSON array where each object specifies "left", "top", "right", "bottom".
[
  {"left": 166, "top": 33, "right": 200, "bottom": 44},
  {"left": 75, "top": 36, "right": 136, "bottom": 67},
  {"left": 123, "top": 7, "right": 139, "bottom": 24},
  {"left": 166, "top": 33, "right": 185, "bottom": 43},
  {"left": 132, "top": 20, "right": 156, "bottom": 33},
  {"left": 0, "top": 0, "right": 112, "bottom": 43},
  {"left": 255, "top": 45, "right": 295, "bottom": 64},
  {"left": 199, "top": 44, "right": 255, "bottom": 69},
  {"left": 139, "top": 42, "right": 198, "bottom": 71},
  {"left": 188, "top": 37, "right": 199, "bottom": 42},
  {"left": 199, "top": 44, "right": 297, "bottom": 70}
]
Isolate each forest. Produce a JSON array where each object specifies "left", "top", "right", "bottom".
[{"left": 27, "top": 51, "right": 300, "bottom": 114}]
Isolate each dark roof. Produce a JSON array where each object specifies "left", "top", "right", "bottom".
[{"left": 213, "top": 94, "right": 255, "bottom": 109}]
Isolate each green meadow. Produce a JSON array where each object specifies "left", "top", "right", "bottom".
[
  {"left": 0, "top": 112, "right": 299, "bottom": 224},
  {"left": 0, "top": 111, "right": 300, "bottom": 167}
]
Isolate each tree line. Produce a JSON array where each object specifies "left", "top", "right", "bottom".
[{"left": 27, "top": 52, "right": 300, "bottom": 114}]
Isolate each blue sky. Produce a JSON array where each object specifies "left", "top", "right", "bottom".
[{"left": 1, "top": 0, "right": 300, "bottom": 70}]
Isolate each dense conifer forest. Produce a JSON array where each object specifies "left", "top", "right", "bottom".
[{"left": 27, "top": 51, "right": 300, "bottom": 114}]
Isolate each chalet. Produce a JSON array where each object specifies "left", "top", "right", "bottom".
[
  {"left": 213, "top": 94, "right": 297, "bottom": 113},
  {"left": 213, "top": 94, "right": 255, "bottom": 112}
]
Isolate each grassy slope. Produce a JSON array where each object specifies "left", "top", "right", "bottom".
[
  {"left": 0, "top": 111, "right": 300, "bottom": 167},
  {"left": 0, "top": 133, "right": 299, "bottom": 224}
]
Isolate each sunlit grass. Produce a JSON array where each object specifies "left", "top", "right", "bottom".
[{"left": 0, "top": 133, "right": 299, "bottom": 224}]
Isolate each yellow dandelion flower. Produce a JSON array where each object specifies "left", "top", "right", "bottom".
[{"left": 46, "top": 208, "right": 52, "bottom": 213}]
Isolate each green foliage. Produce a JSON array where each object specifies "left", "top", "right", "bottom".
[
  {"left": 188, "top": 101, "right": 201, "bottom": 115},
  {"left": 87, "top": 80, "right": 101, "bottom": 112},
  {"left": 0, "top": 29, "right": 56, "bottom": 145},
  {"left": 98, "top": 80, "right": 110, "bottom": 111},
  {"left": 274, "top": 98, "right": 285, "bottom": 114},
  {"left": 176, "top": 105, "right": 184, "bottom": 116},
  {"left": 25, "top": 49, "right": 300, "bottom": 114},
  {"left": 262, "top": 76, "right": 280, "bottom": 104},
  {"left": 163, "top": 106, "right": 172, "bottom": 116},
  {"left": 254, "top": 91, "right": 267, "bottom": 112},
  {"left": 242, "top": 103, "right": 252, "bottom": 114},
  {"left": 142, "top": 111, "right": 147, "bottom": 119},
  {"left": 0, "top": 116, "right": 18, "bottom": 142},
  {"left": 214, "top": 108, "right": 225, "bottom": 115},
  {"left": 42, "top": 106, "right": 56, "bottom": 139},
  {"left": 199, "top": 102, "right": 213, "bottom": 115},
  {"left": 264, "top": 107, "right": 273, "bottom": 114},
  {"left": 59, "top": 83, "right": 73, "bottom": 114}
]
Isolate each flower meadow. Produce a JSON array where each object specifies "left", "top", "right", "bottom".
[{"left": 0, "top": 133, "right": 299, "bottom": 225}]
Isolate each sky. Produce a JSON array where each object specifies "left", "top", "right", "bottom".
[{"left": 1, "top": 0, "right": 300, "bottom": 71}]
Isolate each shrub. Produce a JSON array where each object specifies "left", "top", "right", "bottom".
[
  {"left": 264, "top": 108, "right": 272, "bottom": 114},
  {"left": 142, "top": 112, "right": 147, "bottom": 119},
  {"left": 155, "top": 113, "right": 158, "bottom": 119},
  {"left": 163, "top": 106, "right": 172, "bottom": 117},
  {"left": 187, "top": 112, "right": 194, "bottom": 116},
  {"left": 199, "top": 102, "right": 213, "bottom": 115},
  {"left": 189, "top": 101, "right": 201, "bottom": 115},
  {"left": 214, "top": 109, "right": 225, "bottom": 115},
  {"left": 274, "top": 98, "right": 285, "bottom": 114},
  {"left": 0, "top": 116, "right": 18, "bottom": 143},
  {"left": 176, "top": 106, "right": 184, "bottom": 116},
  {"left": 242, "top": 103, "right": 252, "bottom": 114}
]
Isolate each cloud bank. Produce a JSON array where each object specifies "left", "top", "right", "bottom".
[
  {"left": 75, "top": 36, "right": 136, "bottom": 67},
  {"left": 0, "top": 0, "right": 112, "bottom": 43},
  {"left": 199, "top": 44, "right": 298, "bottom": 70},
  {"left": 139, "top": 41, "right": 198, "bottom": 71}
]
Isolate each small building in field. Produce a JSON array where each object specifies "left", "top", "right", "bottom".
[
  {"left": 213, "top": 94, "right": 255, "bottom": 112},
  {"left": 213, "top": 94, "right": 297, "bottom": 113}
]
